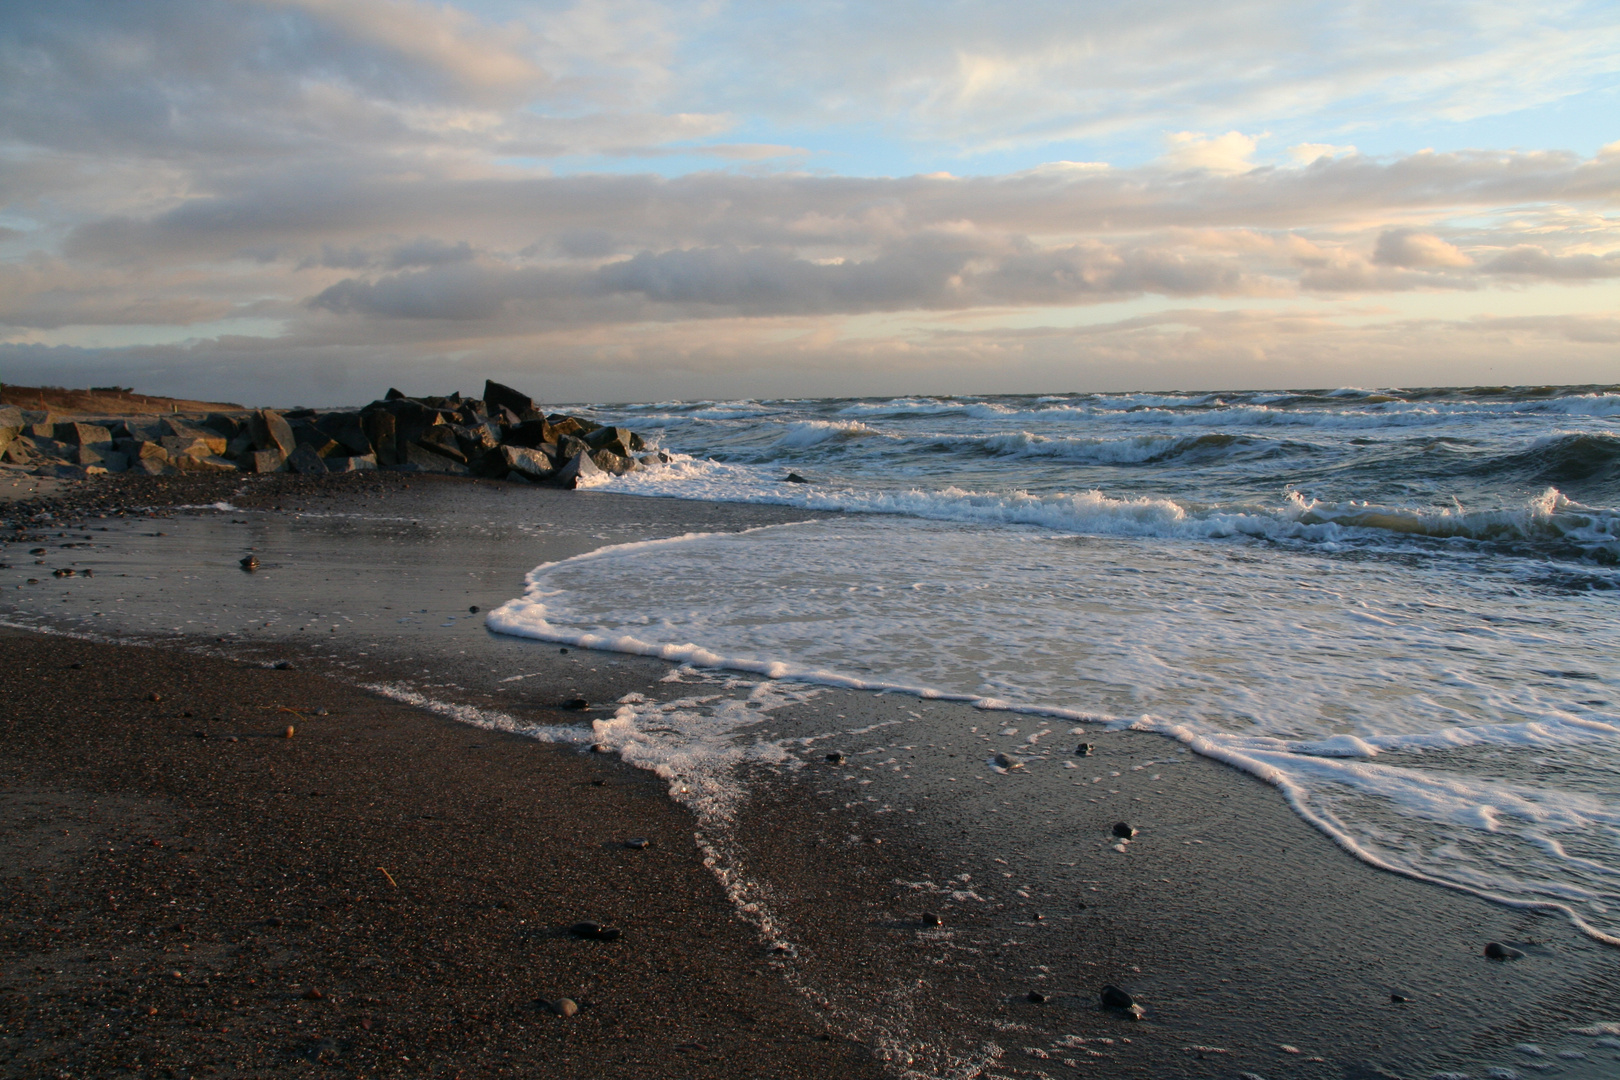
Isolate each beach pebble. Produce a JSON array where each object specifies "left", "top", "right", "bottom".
[
  {"left": 784, "top": 473, "right": 810, "bottom": 483},
  {"left": 1484, "top": 941, "right": 1525, "bottom": 960},
  {"left": 302, "top": 987, "right": 324, "bottom": 1000},
  {"left": 570, "top": 921, "right": 622, "bottom": 942},
  {"left": 239, "top": 554, "right": 258, "bottom": 571},
  {"left": 468, "top": 605, "right": 480, "bottom": 613},
  {"left": 1111, "top": 822, "right": 1136, "bottom": 839},
  {"left": 273, "top": 660, "right": 293, "bottom": 670},
  {"left": 561, "top": 697, "right": 589, "bottom": 710},
  {"left": 1100, "top": 984, "right": 1135, "bottom": 1010},
  {"left": 283, "top": 725, "right": 296, "bottom": 739},
  {"left": 1027, "top": 991, "right": 1049, "bottom": 1003},
  {"left": 1390, "top": 992, "right": 1411, "bottom": 1003},
  {"left": 1075, "top": 743, "right": 1094, "bottom": 755},
  {"left": 148, "top": 692, "right": 162, "bottom": 702},
  {"left": 993, "top": 752, "right": 1024, "bottom": 770},
  {"left": 624, "top": 837, "right": 651, "bottom": 849},
  {"left": 825, "top": 752, "right": 845, "bottom": 764},
  {"left": 591, "top": 743, "right": 612, "bottom": 753},
  {"left": 548, "top": 997, "right": 578, "bottom": 1017},
  {"left": 921, "top": 911, "right": 941, "bottom": 927}
]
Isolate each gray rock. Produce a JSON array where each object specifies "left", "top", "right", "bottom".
[
  {"left": 249, "top": 448, "right": 287, "bottom": 473},
  {"left": 362, "top": 409, "right": 398, "bottom": 465},
  {"left": 249, "top": 409, "right": 297, "bottom": 456},
  {"left": 1484, "top": 941, "right": 1524, "bottom": 960},
  {"left": 499, "top": 444, "right": 556, "bottom": 481},
  {"left": 483, "top": 379, "right": 534, "bottom": 417},
  {"left": 54, "top": 422, "right": 113, "bottom": 446},
  {"left": 589, "top": 448, "right": 637, "bottom": 475},
  {"left": 327, "top": 454, "right": 378, "bottom": 473},
  {"left": 584, "top": 425, "right": 643, "bottom": 458},
  {"left": 314, "top": 411, "right": 373, "bottom": 456},
  {"left": 203, "top": 413, "right": 243, "bottom": 438},
  {"left": 286, "top": 445, "right": 329, "bottom": 475},
  {"left": 403, "top": 441, "right": 470, "bottom": 474},
  {"left": 0, "top": 406, "right": 20, "bottom": 430},
  {"left": 131, "top": 457, "right": 170, "bottom": 476},
  {"left": 553, "top": 451, "right": 604, "bottom": 489},
  {"left": 1111, "top": 822, "right": 1135, "bottom": 839},
  {"left": 993, "top": 752, "right": 1024, "bottom": 770},
  {"left": 176, "top": 454, "right": 239, "bottom": 474}
]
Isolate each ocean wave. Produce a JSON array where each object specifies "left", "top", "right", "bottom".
[
  {"left": 775, "top": 419, "right": 881, "bottom": 448},
  {"left": 606, "top": 461, "right": 1620, "bottom": 561}
]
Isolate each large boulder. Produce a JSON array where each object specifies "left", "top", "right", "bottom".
[
  {"left": 361, "top": 409, "right": 398, "bottom": 465},
  {"left": 130, "top": 457, "right": 169, "bottom": 476},
  {"left": 415, "top": 426, "right": 468, "bottom": 464},
  {"left": 203, "top": 413, "right": 243, "bottom": 438},
  {"left": 497, "top": 445, "right": 556, "bottom": 482},
  {"left": 545, "top": 413, "right": 599, "bottom": 440},
  {"left": 315, "top": 411, "right": 373, "bottom": 456},
  {"left": 403, "top": 441, "right": 470, "bottom": 474},
  {"left": 160, "top": 435, "right": 216, "bottom": 461},
  {"left": 327, "top": 454, "right": 378, "bottom": 473},
  {"left": 289, "top": 422, "right": 342, "bottom": 458},
  {"left": 286, "top": 445, "right": 329, "bottom": 475},
  {"left": 553, "top": 451, "right": 604, "bottom": 489},
  {"left": 53, "top": 422, "right": 114, "bottom": 447},
  {"left": 249, "top": 448, "right": 287, "bottom": 473},
  {"left": 158, "top": 418, "right": 224, "bottom": 453},
  {"left": 249, "top": 409, "right": 297, "bottom": 456},
  {"left": 584, "top": 425, "right": 644, "bottom": 458},
  {"left": 0, "top": 406, "right": 20, "bottom": 430},
  {"left": 483, "top": 379, "right": 534, "bottom": 418},
  {"left": 590, "top": 449, "right": 638, "bottom": 475},
  {"left": 175, "top": 454, "right": 239, "bottom": 474}
]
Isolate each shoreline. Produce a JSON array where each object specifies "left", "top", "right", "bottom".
[{"left": 3, "top": 474, "right": 1619, "bottom": 1078}]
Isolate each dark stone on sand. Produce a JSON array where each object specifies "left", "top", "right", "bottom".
[
  {"left": 554, "top": 451, "right": 604, "bottom": 489},
  {"left": 249, "top": 448, "right": 287, "bottom": 474},
  {"left": 1027, "top": 991, "right": 1049, "bottom": 1003},
  {"left": 625, "top": 838, "right": 651, "bottom": 849},
  {"left": 570, "top": 921, "right": 622, "bottom": 942},
  {"left": 483, "top": 379, "right": 534, "bottom": 418},
  {"left": 362, "top": 409, "right": 398, "bottom": 465},
  {"left": 591, "top": 743, "right": 612, "bottom": 753},
  {"left": 784, "top": 472, "right": 810, "bottom": 483},
  {"left": 52, "top": 567, "right": 75, "bottom": 577},
  {"left": 498, "top": 444, "right": 557, "bottom": 482},
  {"left": 1076, "top": 742, "right": 1094, "bottom": 756},
  {"left": 1484, "top": 941, "right": 1524, "bottom": 960},
  {"left": 591, "top": 448, "right": 638, "bottom": 475},
  {"left": 825, "top": 752, "right": 845, "bottom": 764},
  {"left": 302, "top": 988, "right": 324, "bottom": 1000},
  {"left": 562, "top": 698, "right": 589, "bottom": 711},
  {"left": 314, "top": 411, "right": 373, "bottom": 456},
  {"left": 286, "top": 445, "right": 329, "bottom": 475},
  {"left": 1112, "top": 822, "right": 1136, "bottom": 839},
  {"left": 248, "top": 409, "right": 297, "bottom": 456},
  {"left": 404, "top": 441, "right": 471, "bottom": 475},
  {"left": 468, "top": 605, "right": 480, "bottom": 613},
  {"left": 273, "top": 660, "right": 293, "bottom": 670},
  {"left": 1100, "top": 984, "right": 1135, "bottom": 1009},
  {"left": 240, "top": 554, "right": 259, "bottom": 571},
  {"left": 545, "top": 997, "right": 579, "bottom": 1017},
  {"left": 584, "top": 425, "right": 644, "bottom": 458},
  {"left": 1390, "top": 992, "right": 1411, "bottom": 1003},
  {"left": 921, "top": 912, "right": 941, "bottom": 927},
  {"left": 993, "top": 752, "right": 1023, "bottom": 770}
]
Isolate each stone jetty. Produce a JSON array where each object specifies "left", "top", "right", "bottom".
[{"left": 0, "top": 380, "right": 666, "bottom": 490}]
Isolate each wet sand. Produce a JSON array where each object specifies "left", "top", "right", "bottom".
[{"left": 3, "top": 472, "right": 1619, "bottom": 1079}]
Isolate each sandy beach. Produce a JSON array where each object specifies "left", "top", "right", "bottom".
[{"left": 3, "top": 472, "right": 1618, "bottom": 1080}]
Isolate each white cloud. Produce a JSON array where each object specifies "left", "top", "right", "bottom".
[{"left": 1161, "top": 131, "right": 1263, "bottom": 174}]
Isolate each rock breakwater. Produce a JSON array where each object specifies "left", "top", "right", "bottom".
[{"left": 0, "top": 380, "right": 665, "bottom": 490}]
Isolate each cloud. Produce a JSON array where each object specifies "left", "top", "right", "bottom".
[
  {"left": 1161, "top": 131, "right": 1263, "bottom": 174},
  {"left": 1289, "top": 143, "right": 1357, "bottom": 164},
  {"left": 1373, "top": 230, "right": 1473, "bottom": 268}
]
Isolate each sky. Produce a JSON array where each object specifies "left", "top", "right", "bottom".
[{"left": 1, "top": 0, "right": 1617, "bottom": 406}]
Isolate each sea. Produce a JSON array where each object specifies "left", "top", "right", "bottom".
[{"left": 488, "top": 385, "right": 1620, "bottom": 946}]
